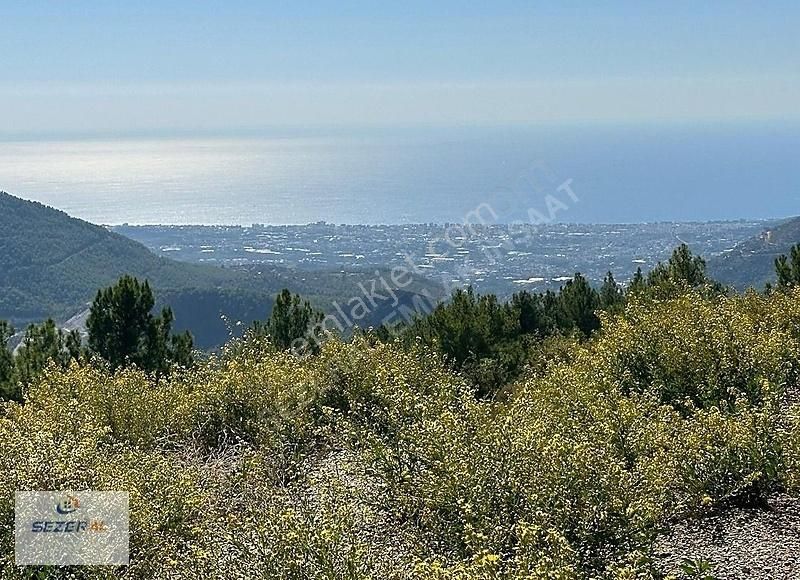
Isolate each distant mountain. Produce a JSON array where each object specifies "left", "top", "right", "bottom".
[
  {"left": 0, "top": 192, "right": 441, "bottom": 348},
  {"left": 707, "top": 216, "right": 800, "bottom": 290}
]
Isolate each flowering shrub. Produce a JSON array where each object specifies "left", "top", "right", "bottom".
[{"left": 1, "top": 289, "right": 800, "bottom": 577}]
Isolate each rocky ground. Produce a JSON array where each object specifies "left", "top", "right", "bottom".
[{"left": 656, "top": 493, "right": 800, "bottom": 579}]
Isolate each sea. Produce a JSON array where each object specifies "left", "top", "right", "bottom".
[{"left": 0, "top": 123, "right": 797, "bottom": 225}]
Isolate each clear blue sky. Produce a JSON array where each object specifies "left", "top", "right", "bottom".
[{"left": 1, "top": 1, "right": 798, "bottom": 134}]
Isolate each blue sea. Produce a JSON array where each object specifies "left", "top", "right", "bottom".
[{"left": 1, "top": 123, "right": 797, "bottom": 225}]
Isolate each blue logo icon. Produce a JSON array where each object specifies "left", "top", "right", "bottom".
[{"left": 55, "top": 496, "right": 80, "bottom": 515}]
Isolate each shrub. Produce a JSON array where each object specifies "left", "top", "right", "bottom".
[{"left": 1, "top": 289, "right": 799, "bottom": 577}]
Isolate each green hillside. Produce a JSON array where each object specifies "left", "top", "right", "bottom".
[
  {"left": 707, "top": 216, "right": 800, "bottom": 290},
  {"left": 0, "top": 193, "right": 258, "bottom": 321},
  {"left": 0, "top": 192, "right": 441, "bottom": 348}
]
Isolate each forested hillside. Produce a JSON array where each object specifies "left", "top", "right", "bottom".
[
  {"left": 0, "top": 192, "right": 287, "bottom": 332},
  {"left": 708, "top": 216, "right": 800, "bottom": 290},
  {"left": 0, "top": 193, "right": 440, "bottom": 348}
]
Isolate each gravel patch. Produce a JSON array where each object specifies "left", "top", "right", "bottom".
[{"left": 656, "top": 494, "right": 800, "bottom": 579}]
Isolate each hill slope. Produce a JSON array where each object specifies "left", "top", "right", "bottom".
[
  {"left": 707, "top": 216, "right": 800, "bottom": 290},
  {"left": 0, "top": 192, "right": 251, "bottom": 320},
  {"left": 0, "top": 193, "right": 442, "bottom": 347}
]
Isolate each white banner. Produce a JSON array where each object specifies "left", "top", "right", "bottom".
[{"left": 15, "top": 491, "right": 129, "bottom": 566}]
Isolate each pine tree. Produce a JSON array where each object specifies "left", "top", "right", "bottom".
[
  {"left": 511, "top": 291, "right": 555, "bottom": 336},
  {"left": 775, "top": 244, "right": 800, "bottom": 288},
  {"left": 558, "top": 273, "right": 600, "bottom": 336},
  {"left": 253, "top": 289, "right": 324, "bottom": 351},
  {"left": 374, "top": 323, "right": 394, "bottom": 343},
  {"left": 15, "top": 319, "right": 81, "bottom": 387},
  {"left": 628, "top": 267, "right": 646, "bottom": 295},
  {"left": 664, "top": 243, "right": 708, "bottom": 287},
  {"left": 87, "top": 275, "right": 193, "bottom": 373},
  {"left": 644, "top": 244, "right": 722, "bottom": 298},
  {"left": 0, "top": 321, "right": 16, "bottom": 400},
  {"left": 542, "top": 289, "right": 561, "bottom": 328},
  {"left": 599, "top": 271, "right": 625, "bottom": 313},
  {"left": 776, "top": 255, "right": 792, "bottom": 288}
]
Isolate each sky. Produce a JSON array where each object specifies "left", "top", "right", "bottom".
[{"left": 0, "top": 1, "right": 799, "bottom": 135}]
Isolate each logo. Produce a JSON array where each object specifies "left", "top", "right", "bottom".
[
  {"left": 30, "top": 493, "right": 109, "bottom": 533},
  {"left": 15, "top": 491, "right": 130, "bottom": 565},
  {"left": 55, "top": 495, "right": 80, "bottom": 515}
]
